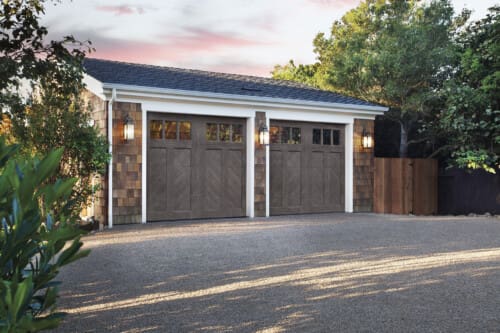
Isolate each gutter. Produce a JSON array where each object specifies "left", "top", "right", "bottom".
[
  {"left": 101, "top": 83, "right": 388, "bottom": 114},
  {"left": 107, "top": 88, "right": 116, "bottom": 229}
]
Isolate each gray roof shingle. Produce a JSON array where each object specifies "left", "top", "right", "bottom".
[{"left": 84, "top": 58, "right": 379, "bottom": 107}]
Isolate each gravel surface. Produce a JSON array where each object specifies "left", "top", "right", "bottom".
[{"left": 54, "top": 213, "right": 500, "bottom": 333}]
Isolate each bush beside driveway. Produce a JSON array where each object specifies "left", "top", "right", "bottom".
[{"left": 55, "top": 214, "right": 500, "bottom": 332}]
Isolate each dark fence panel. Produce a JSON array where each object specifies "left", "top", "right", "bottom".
[{"left": 438, "top": 168, "right": 500, "bottom": 215}]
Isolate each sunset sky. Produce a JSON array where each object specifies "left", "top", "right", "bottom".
[{"left": 43, "top": 0, "right": 498, "bottom": 77}]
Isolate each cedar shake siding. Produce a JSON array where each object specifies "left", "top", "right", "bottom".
[{"left": 353, "top": 119, "right": 375, "bottom": 212}]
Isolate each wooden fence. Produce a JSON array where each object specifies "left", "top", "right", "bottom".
[
  {"left": 374, "top": 158, "right": 438, "bottom": 215},
  {"left": 439, "top": 167, "right": 499, "bottom": 214}
]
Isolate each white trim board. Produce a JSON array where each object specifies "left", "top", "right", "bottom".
[
  {"left": 140, "top": 102, "right": 256, "bottom": 222},
  {"left": 141, "top": 106, "right": 147, "bottom": 224},
  {"left": 100, "top": 82, "right": 387, "bottom": 113},
  {"left": 266, "top": 113, "right": 355, "bottom": 214}
]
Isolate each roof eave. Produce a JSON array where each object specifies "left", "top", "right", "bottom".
[
  {"left": 84, "top": 76, "right": 388, "bottom": 115},
  {"left": 83, "top": 74, "right": 106, "bottom": 100}
]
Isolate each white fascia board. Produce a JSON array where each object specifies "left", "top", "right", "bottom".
[
  {"left": 265, "top": 109, "right": 355, "bottom": 124},
  {"left": 100, "top": 83, "right": 388, "bottom": 116},
  {"left": 83, "top": 74, "right": 106, "bottom": 100},
  {"left": 141, "top": 100, "right": 256, "bottom": 119}
]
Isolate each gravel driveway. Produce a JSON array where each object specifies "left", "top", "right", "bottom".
[{"left": 54, "top": 214, "right": 500, "bottom": 333}]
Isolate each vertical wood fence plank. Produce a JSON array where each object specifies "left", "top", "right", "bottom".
[
  {"left": 383, "top": 158, "right": 391, "bottom": 213},
  {"left": 391, "top": 159, "right": 403, "bottom": 214},
  {"left": 373, "top": 158, "right": 384, "bottom": 213},
  {"left": 404, "top": 159, "right": 414, "bottom": 214},
  {"left": 373, "top": 158, "right": 437, "bottom": 215},
  {"left": 413, "top": 159, "right": 438, "bottom": 215}
]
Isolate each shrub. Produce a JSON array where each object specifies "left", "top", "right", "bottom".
[{"left": 0, "top": 137, "right": 90, "bottom": 332}]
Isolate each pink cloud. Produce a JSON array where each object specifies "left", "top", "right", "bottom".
[
  {"left": 88, "top": 28, "right": 265, "bottom": 64},
  {"left": 91, "top": 27, "right": 265, "bottom": 61},
  {"left": 92, "top": 42, "right": 274, "bottom": 76},
  {"left": 87, "top": 37, "right": 274, "bottom": 76},
  {"left": 76, "top": 26, "right": 272, "bottom": 75},
  {"left": 164, "top": 28, "right": 265, "bottom": 53},
  {"left": 90, "top": 39, "right": 178, "bottom": 63},
  {"left": 95, "top": 5, "right": 146, "bottom": 16}
]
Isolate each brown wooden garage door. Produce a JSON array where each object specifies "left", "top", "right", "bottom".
[
  {"left": 270, "top": 120, "right": 345, "bottom": 215},
  {"left": 147, "top": 113, "right": 246, "bottom": 221}
]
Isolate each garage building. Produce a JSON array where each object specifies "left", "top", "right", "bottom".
[{"left": 82, "top": 58, "right": 387, "bottom": 227}]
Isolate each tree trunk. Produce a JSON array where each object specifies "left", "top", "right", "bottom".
[{"left": 400, "top": 122, "right": 408, "bottom": 158}]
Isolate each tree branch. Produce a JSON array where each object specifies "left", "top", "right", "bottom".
[{"left": 427, "top": 145, "right": 453, "bottom": 159}]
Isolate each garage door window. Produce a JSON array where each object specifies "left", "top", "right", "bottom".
[
  {"left": 219, "top": 124, "right": 231, "bottom": 142},
  {"left": 206, "top": 123, "right": 218, "bottom": 141},
  {"left": 313, "top": 128, "right": 321, "bottom": 144},
  {"left": 270, "top": 126, "right": 280, "bottom": 144},
  {"left": 179, "top": 121, "right": 191, "bottom": 140},
  {"left": 165, "top": 121, "right": 177, "bottom": 140},
  {"left": 323, "top": 129, "right": 331, "bottom": 145},
  {"left": 150, "top": 120, "right": 163, "bottom": 139},
  {"left": 333, "top": 130, "right": 340, "bottom": 145},
  {"left": 312, "top": 128, "right": 341, "bottom": 146},
  {"left": 271, "top": 126, "right": 301, "bottom": 144},
  {"left": 206, "top": 123, "right": 244, "bottom": 143},
  {"left": 232, "top": 124, "right": 243, "bottom": 143},
  {"left": 150, "top": 120, "right": 191, "bottom": 141}
]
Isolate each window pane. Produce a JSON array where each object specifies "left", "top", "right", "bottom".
[
  {"left": 165, "top": 121, "right": 177, "bottom": 140},
  {"left": 219, "top": 124, "right": 230, "bottom": 142},
  {"left": 232, "top": 124, "right": 243, "bottom": 143},
  {"left": 323, "top": 129, "right": 331, "bottom": 145},
  {"left": 313, "top": 128, "right": 321, "bottom": 144},
  {"left": 150, "top": 120, "right": 162, "bottom": 139},
  {"left": 282, "top": 127, "right": 291, "bottom": 144},
  {"left": 206, "top": 123, "right": 218, "bottom": 141},
  {"left": 179, "top": 121, "right": 191, "bottom": 140},
  {"left": 270, "top": 126, "right": 281, "bottom": 144},
  {"left": 333, "top": 130, "right": 340, "bottom": 145},
  {"left": 291, "top": 127, "right": 301, "bottom": 144}
]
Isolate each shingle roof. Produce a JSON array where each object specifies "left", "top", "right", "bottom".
[{"left": 84, "top": 58, "right": 379, "bottom": 107}]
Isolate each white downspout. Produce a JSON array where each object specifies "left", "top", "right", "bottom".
[{"left": 107, "top": 88, "right": 116, "bottom": 228}]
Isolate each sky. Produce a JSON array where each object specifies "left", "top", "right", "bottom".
[{"left": 43, "top": 0, "right": 499, "bottom": 77}]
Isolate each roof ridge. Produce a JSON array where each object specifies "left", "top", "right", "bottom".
[{"left": 84, "top": 57, "right": 322, "bottom": 91}]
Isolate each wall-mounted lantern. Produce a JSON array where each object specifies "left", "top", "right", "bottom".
[
  {"left": 123, "top": 114, "right": 135, "bottom": 141},
  {"left": 259, "top": 124, "right": 270, "bottom": 146},
  {"left": 362, "top": 128, "right": 373, "bottom": 149}
]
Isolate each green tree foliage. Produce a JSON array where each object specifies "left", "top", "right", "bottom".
[
  {"left": 11, "top": 89, "right": 109, "bottom": 214},
  {"left": 272, "top": 61, "right": 321, "bottom": 88},
  {"left": 427, "top": 6, "right": 499, "bottom": 173},
  {"left": 0, "top": 137, "right": 90, "bottom": 332},
  {"left": 1, "top": 0, "right": 109, "bottom": 211},
  {"left": 272, "top": 0, "right": 468, "bottom": 157},
  {"left": 0, "top": 0, "right": 89, "bottom": 112}
]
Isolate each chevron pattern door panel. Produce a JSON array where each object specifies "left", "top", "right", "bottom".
[
  {"left": 270, "top": 121, "right": 345, "bottom": 215},
  {"left": 147, "top": 113, "right": 246, "bottom": 221}
]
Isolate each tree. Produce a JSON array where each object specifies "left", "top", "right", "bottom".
[
  {"left": 425, "top": 6, "right": 499, "bottom": 173},
  {"left": 0, "top": 137, "right": 90, "bottom": 331},
  {"left": 1, "top": 0, "right": 88, "bottom": 112},
  {"left": 11, "top": 89, "right": 109, "bottom": 212},
  {"left": 1, "top": 0, "right": 109, "bottom": 212},
  {"left": 272, "top": 61, "right": 321, "bottom": 88},
  {"left": 272, "top": 0, "right": 468, "bottom": 157}
]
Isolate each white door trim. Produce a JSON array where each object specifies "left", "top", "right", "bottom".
[
  {"left": 265, "top": 110, "right": 355, "bottom": 214},
  {"left": 140, "top": 102, "right": 256, "bottom": 222},
  {"left": 141, "top": 106, "right": 147, "bottom": 223}
]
